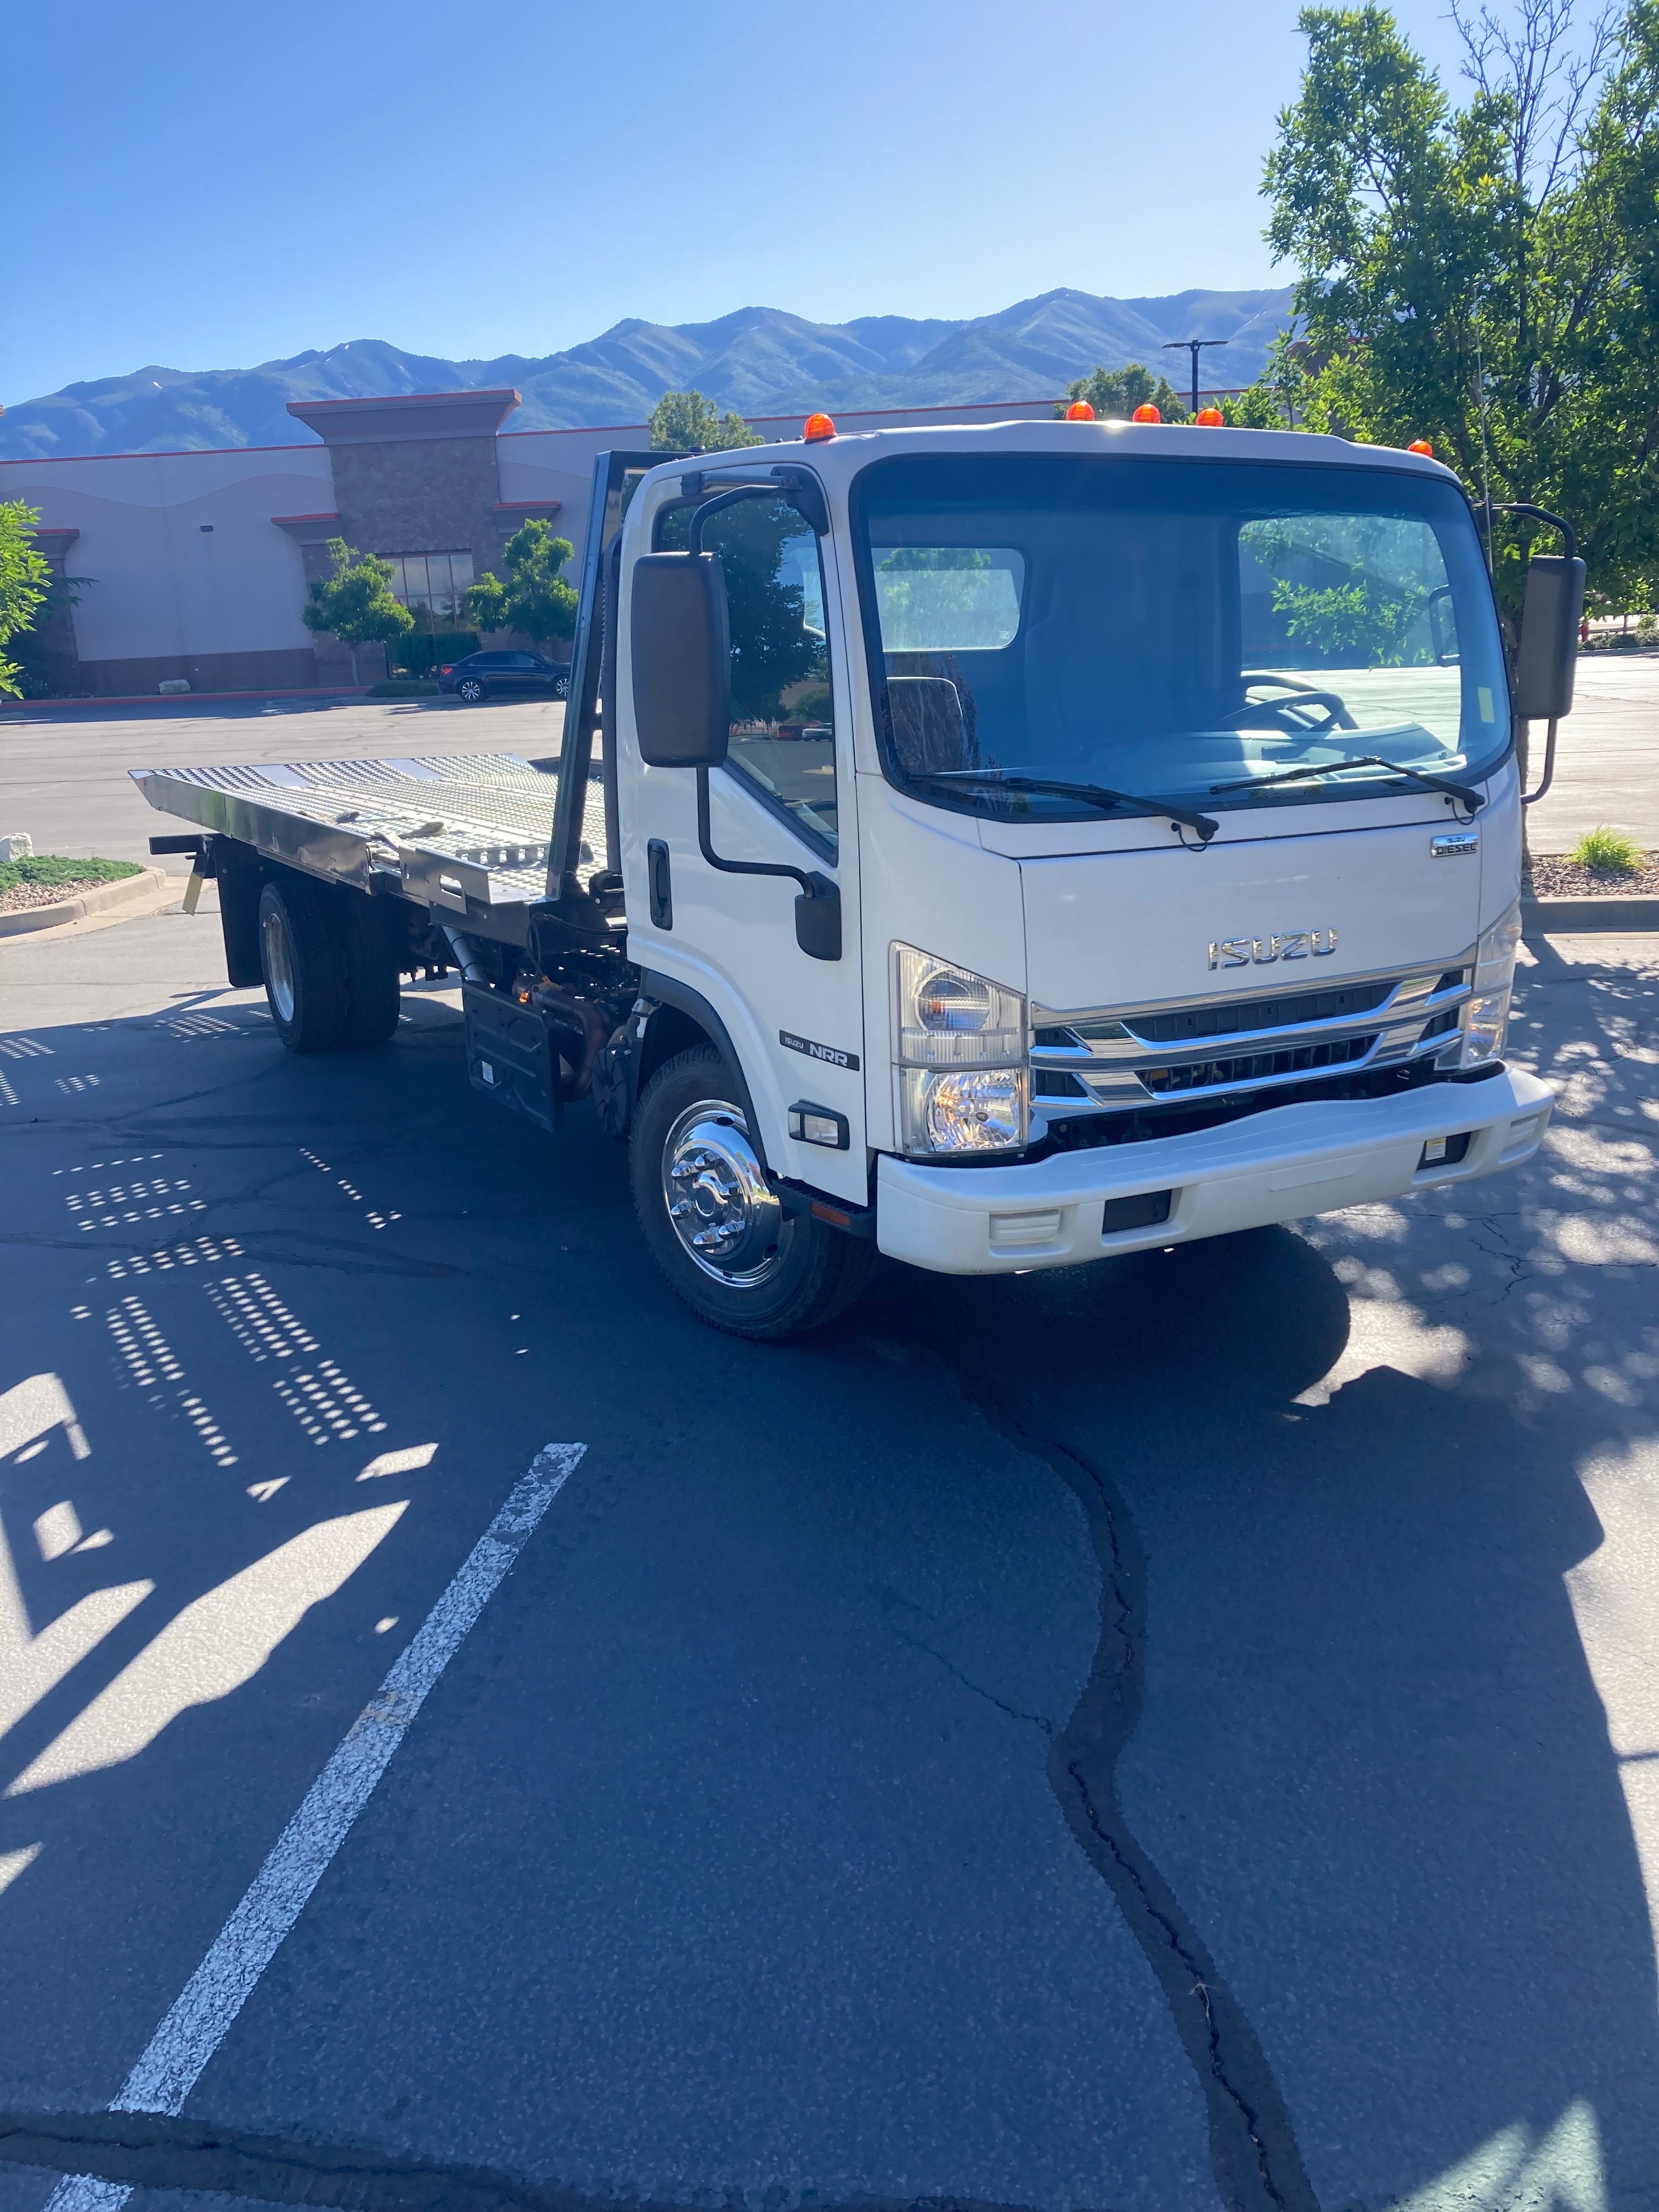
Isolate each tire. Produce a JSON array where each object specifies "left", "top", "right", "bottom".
[
  {"left": 456, "top": 676, "right": 487, "bottom": 703},
  {"left": 631, "top": 1045, "right": 874, "bottom": 1340},
  {"left": 343, "top": 895, "right": 402, "bottom": 1047},
  {"left": 257, "top": 877, "right": 348, "bottom": 1053}
]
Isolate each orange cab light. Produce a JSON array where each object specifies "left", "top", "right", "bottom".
[
  {"left": 1132, "top": 403, "right": 1161, "bottom": 424},
  {"left": 1065, "top": 400, "right": 1096, "bottom": 420},
  {"left": 803, "top": 411, "right": 836, "bottom": 442},
  {"left": 1408, "top": 437, "right": 1434, "bottom": 456},
  {"left": 1195, "top": 407, "right": 1224, "bottom": 427}
]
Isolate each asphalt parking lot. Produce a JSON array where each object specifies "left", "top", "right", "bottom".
[{"left": 3, "top": 699, "right": 1659, "bottom": 2212}]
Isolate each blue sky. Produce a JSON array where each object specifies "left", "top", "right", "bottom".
[{"left": 6, "top": 0, "right": 1478, "bottom": 405}]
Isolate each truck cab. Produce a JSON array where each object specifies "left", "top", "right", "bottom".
[
  {"left": 600, "top": 416, "right": 1558, "bottom": 1330},
  {"left": 136, "top": 415, "right": 1576, "bottom": 1340}
]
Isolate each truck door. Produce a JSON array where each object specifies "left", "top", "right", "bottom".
[{"left": 626, "top": 483, "right": 868, "bottom": 1210}]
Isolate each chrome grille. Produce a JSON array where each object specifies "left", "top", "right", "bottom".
[
  {"left": 1138, "top": 1035, "right": 1374, "bottom": 1095},
  {"left": 1030, "top": 958, "right": 1474, "bottom": 1116}
]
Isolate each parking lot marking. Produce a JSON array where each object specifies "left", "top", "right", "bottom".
[{"left": 41, "top": 1442, "right": 585, "bottom": 2212}]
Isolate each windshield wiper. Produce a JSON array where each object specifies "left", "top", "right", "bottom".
[
  {"left": 1209, "top": 755, "right": 1485, "bottom": 812},
  {"left": 909, "top": 770, "right": 1218, "bottom": 843}
]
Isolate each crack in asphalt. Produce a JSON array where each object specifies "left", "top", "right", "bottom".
[
  {"left": 890, "top": 1627, "right": 1057, "bottom": 1739},
  {"left": 915, "top": 1349, "right": 1319, "bottom": 2212},
  {"left": 1463, "top": 1214, "right": 1535, "bottom": 1303},
  {"left": 0, "top": 2111, "right": 1130, "bottom": 2212}
]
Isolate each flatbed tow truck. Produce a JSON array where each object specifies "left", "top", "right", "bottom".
[{"left": 134, "top": 419, "right": 1581, "bottom": 1338}]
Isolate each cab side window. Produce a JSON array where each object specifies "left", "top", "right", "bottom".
[{"left": 657, "top": 495, "right": 837, "bottom": 857}]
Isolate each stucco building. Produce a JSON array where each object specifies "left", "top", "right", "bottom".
[{"left": 0, "top": 391, "right": 1058, "bottom": 698}]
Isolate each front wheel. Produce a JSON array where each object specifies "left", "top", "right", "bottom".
[
  {"left": 456, "top": 676, "right": 487, "bottom": 703},
  {"left": 631, "top": 1046, "right": 873, "bottom": 1340}
]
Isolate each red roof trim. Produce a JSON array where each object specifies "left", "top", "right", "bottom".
[
  {"left": 271, "top": 511, "right": 340, "bottom": 522},
  {"left": 493, "top": 498, "right": 561, "bottom": 511},
  {"left": 495, "top": 397, "right": 1066, "bottom": 439},
  {"left": 288, "top": 388, "right": 522, "bottom": 412}
]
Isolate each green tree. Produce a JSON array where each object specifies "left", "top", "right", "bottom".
[
  {"left": 301, "top": 538, "right": 413, "bottom": 684},
  {"left": 1222, "top": 336, "right": 1312, "bottom": 426},
  {"left": 1057, "top": 363, "right": 1189, "bottom": 422},
  {"left": 1263, "top": 0, "right": 1659, "bottom": 613},
  {"left": 648, "top": 388, "right": 763, "bottom": 452},
  {"left": 465, "top": 518, "right": 579, "bottom": 650},
  {"left": 0, "top": 501, "right": 52, "bottom": 698}
]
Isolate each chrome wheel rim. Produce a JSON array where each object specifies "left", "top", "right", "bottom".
[
  {"left": 262, "top": 907, "right": 296, "bottom": 1024},
  {"left": 662, "top": 1099, "right": 785, "bottom": 1286}
]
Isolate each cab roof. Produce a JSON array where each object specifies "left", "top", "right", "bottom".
[{"left": 637, "top": 415, "right": 1459, "bottom": 502}]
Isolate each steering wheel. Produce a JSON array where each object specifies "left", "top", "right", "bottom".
[{"left": 1234, "top": 678, "right": 1358, "bottom": 736}]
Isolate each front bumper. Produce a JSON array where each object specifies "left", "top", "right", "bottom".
[{"left": 875, "top": 1065, "right": 1553, "bottom": 1275}]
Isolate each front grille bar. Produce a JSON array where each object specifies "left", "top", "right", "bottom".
[{"left": 1030, "top": 959, "right": 1473, "bottom": 1114}]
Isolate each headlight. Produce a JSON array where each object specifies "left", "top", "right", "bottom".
[
  {"left": 892, "top": 943, "right": 1027, "bottom": 1154},
  {"left": 1457, "top": 902, "right": 1521, "bottom": 1067}
]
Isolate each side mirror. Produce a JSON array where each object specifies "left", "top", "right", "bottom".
[
  {"left": 630, "top": 552, "right": 730, "bottom": 767},
  {"left": 1512, "top": 553, "right": 1586, "bottom": 722}
]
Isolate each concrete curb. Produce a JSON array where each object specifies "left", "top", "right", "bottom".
[
  {"left": 0, "top": 687, "right": 366, "bottom": 713},
  {"left": 1522, "top": 894, "right": 1659, "bottom": 933},
  {"left": 0, "top": 866, "right": 172, "bottom": 940}
]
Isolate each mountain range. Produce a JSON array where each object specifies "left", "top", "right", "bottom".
[{"left": 0, "top": 286, "right": 1294, "bottom": 461}]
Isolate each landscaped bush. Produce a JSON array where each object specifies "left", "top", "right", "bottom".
[
  {"left": 391, "top": 631, "right": 479, "bottom": 677},
  {"left": 0, "top": 853, "right": 143, "bottom": 894},
  {"left": 1568, "top": 825, "right": 1644, "bottom": 875}
]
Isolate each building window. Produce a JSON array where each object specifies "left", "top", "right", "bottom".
[{"left": 385, "top": 551, "right": 475, "bottom": 624}]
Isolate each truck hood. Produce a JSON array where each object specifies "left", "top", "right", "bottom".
[{"left": 1020, "top": 819, "right": 1482, "bottom": 1013}]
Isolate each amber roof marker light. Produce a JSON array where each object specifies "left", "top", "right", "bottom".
[
  {"left": 1195, "top": 407, "right": 1224, "bottom": 427},
  {"left": 1065, "top": 400, "right": 1096, "bottom": 420},
  {"left": 1132, "top": 403, "right": 1162, "bottom": 424},
  {"left": 1408, "top": 438, "right": 1434, "bottom": 456},
  {"left": 803, "top": 412, "right": 836, "bottom": 442}
]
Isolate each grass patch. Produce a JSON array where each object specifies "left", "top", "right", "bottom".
[
  {"left": 368, "top": 678, "right": 439, "bottom": 699},
  {"left": 1568, "top": 825, "right": 1644, "bottom": 876},
  {"left": 0, "top": 853, "right": 144, "bottom": 894}
]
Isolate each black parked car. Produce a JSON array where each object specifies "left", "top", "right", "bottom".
[{"left": 439, "top": 650, "right": 570, "bottom": 703}]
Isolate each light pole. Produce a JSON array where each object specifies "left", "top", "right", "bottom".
[{"left": 1163, "top": 338, "right": 1229, "bottom": 418}]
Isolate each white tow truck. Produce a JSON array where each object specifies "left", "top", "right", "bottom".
[{"left": 135, "top": 416, "right": 1581, "bottom": 1338}]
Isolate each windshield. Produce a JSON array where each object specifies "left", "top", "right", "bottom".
[{"left": 851, "top": 454, "right": 1509, "bottom": 822}]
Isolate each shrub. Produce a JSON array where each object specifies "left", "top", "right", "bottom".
[
  {"left": 1569, "top": 825, "right": 1644, "bottom": 875},
  {"left": 0, "top": 853, "right": 143, "bottom": 894},
  {"left": 392, "top": 631, "right": 478, "bottom": 677}
]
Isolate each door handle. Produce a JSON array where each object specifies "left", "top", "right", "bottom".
[{"left": 647, "top": 839, "right": 673, "bottom": 929}]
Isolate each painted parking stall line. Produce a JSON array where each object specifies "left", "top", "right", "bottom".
[{"left": 44, "top": 1443, "right": 586, "bottom": 2212}]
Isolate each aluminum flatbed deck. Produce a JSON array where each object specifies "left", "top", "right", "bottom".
[{"left": 131, "top": 752, "right": 610, "bottom": 945}]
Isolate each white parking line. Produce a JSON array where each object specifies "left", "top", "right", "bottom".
[{"left": 43, "top": 1442, "right": 586, "bottom": 2212}]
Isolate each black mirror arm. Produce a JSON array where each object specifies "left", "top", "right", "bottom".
[
  {"left": 696, "top": 765, "right": 817, "bottom": 895},
  {"left": 686, "top": 487, "right": 769, "bottom": 555},
  {"left": 681, "top": 471, "right": 830, "bottom": 550},
  {"left": 1520, "top": 720, "right": 1560, "bottom": 808},
  {"left": 695, "top": 767, "right": 841, "bottom": 960},
  {"left": 1496, "top": 504, "right": 1578, "bottom": 805},
  {"left": 1494, "top": 502, "right": 1577, "bottom": 565}
]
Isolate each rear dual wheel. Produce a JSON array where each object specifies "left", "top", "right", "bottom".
[
  {"left": 257, "top": 876, "right": 401, "bottom": 1053},
  {"left": 631, "top": 1046, "right": 873, "bottom": 1340}
]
